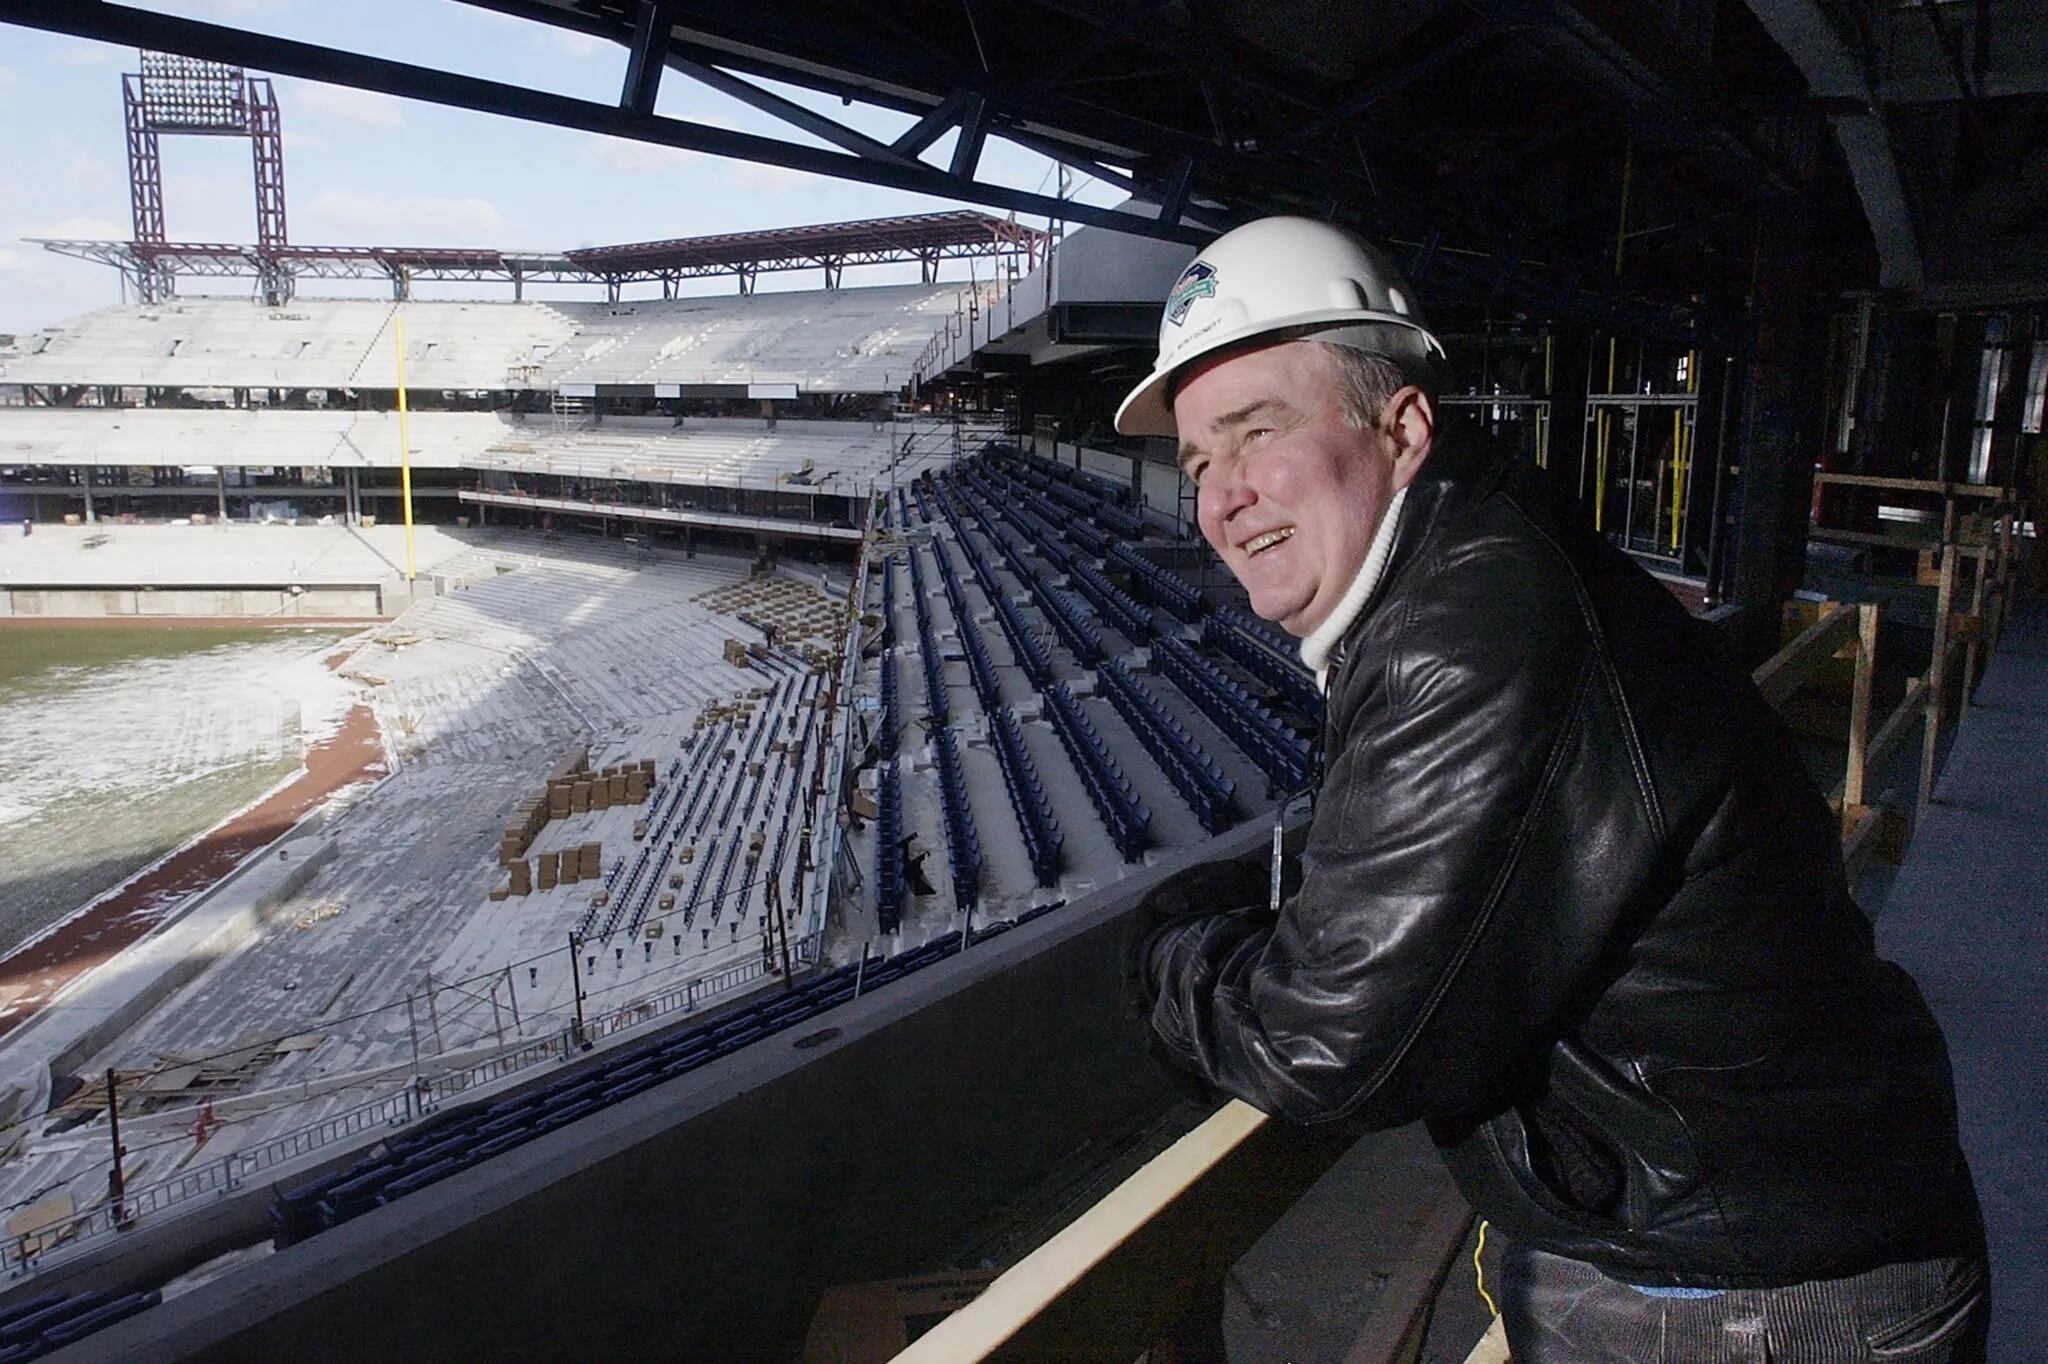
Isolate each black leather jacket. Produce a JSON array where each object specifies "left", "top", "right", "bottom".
[{"left": 1140, "top": 441, "right": 1979, "bottom": 1287}]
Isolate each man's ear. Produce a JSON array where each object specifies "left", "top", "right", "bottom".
[{"left": 1384, "top": 386, "right": 1436, "bottom": 490}]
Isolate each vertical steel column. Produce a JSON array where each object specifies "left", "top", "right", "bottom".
[
  {"left": 248, "top": 77, "right": 288, "bottom": 249},
  {"left": 123, "top": 75, "right": 165, "bottom": 245},
  {"left": 1728, "top": 202, "right": 1824, "bottom": 661}
]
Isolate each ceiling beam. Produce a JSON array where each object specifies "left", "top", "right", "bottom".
[
  {"left": 0, "top": 0, "right": 1216, "bottom": 245},
  {"left": 1740, "top": 0, "right": 1924, "bottom": 291}
]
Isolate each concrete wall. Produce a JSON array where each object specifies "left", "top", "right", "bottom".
[
  {"left": 1052, "top": 223, "right": 1195, "bottom": 305},
  {"left": 2, "top": 586, "right": 386, "bottom": 618},
  {"left": 46, "top": 823, "right": 1272, "bottom": 1364}
]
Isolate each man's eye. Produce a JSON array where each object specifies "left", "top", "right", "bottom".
[
  {"left": 1187, "top": 460, "right": 1208, "bottom": 485},
  {"left": 1244, "top": 427, "right": 1273, "bottom": 445}
]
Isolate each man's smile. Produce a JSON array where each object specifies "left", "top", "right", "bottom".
[{"left": 1241, "top": 526, "right": 1296, "bottom": 556}]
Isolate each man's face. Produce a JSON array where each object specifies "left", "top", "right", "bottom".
[{"left": 1175, "top": 341, "right": 1415, "bottom": 637}]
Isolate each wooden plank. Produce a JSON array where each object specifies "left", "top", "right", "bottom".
[
  {"left": 1808, "top": 526, "right": 1939, "bottom": 552},
  {"left": 1918, "top": 544, "right": 1960, "bottom": 815},
  {"left": 1753, "top": 605, "right": 1858, "bottom": 710},
  {"left": 1463, "top": 1318, "right": 1511, "bottom": 1364},
  {"left": 1843, "top": 604, "right": 1878, "bottom": 811},
  {"left": 898, "top": 1101, "right": 1359, "bottom": 1364},
  {"left": 1864, "top": 676, "right": 1929, "bottom": 777},
  {"left": 1340, "top": 1193, "right": 1476, "bottom": 1364},
  {"left": 1810, "top": 472, "right": 1951, "bottom": 494}
]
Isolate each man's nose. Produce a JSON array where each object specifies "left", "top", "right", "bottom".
[{"left": 1202, "top": 457, "right": 1255, "bottom": 525}]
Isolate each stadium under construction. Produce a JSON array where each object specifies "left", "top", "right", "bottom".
[{"left": 0, "top": 5, "right": 2042, "bottom": 1362}]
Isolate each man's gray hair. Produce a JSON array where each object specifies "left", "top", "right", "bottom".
[{"left": 1318, "top": 343, "right": 1428, "bottom": 432}]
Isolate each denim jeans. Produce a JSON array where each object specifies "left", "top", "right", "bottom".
[{"left": 1500, "top": 1244, "right": 1989, "bottom": 1363}]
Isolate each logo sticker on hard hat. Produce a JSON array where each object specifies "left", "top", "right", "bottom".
[{"left": 1166, "top": 261, "right": 1218, "bottom": 326}]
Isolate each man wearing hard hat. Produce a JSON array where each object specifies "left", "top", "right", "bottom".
[{"left": 1121, "top": 218, "right": 1987, "bottom": 1361}]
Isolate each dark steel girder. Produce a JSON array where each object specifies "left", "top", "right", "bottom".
[
  {"left": 451, "top": 0, "right": 1372, "bottom": 221},
  {"left": 1738, "top": 0, "right": 1923, "bottom": 291},
  {"left": 0, "top": 0, "right": 1220, "bottom": 245}
]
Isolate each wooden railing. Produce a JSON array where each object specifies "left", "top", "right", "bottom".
[
  {"left": 890, "top": 493, "right": 2026, "bottom": 1364},
  {"left": 1773, "top": 482, "right": 2023, "bottom": 872}
]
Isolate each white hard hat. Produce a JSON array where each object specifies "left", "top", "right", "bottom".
[{"left": 1114, "top": 216, "right": 1446, "bottom": 439}]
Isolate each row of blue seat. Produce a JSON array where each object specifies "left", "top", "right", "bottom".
[
  {"left": 907, "top": 547, "right": 950, "bottom": 724},
  {"left": 1153, "top": 636, "right": 1313, "bottom": 791},
  {"left": 987, "top": 586, "right": 1054, "bottom": 688},
  {"left": 931, "top": 538, "right": 1003, "bottom": 711},
  {"left": 574, "top": 721, "right": 725, "bottom": 939},
  {"left": 989, "top": 707, "right": 1063, "bottom": 887},
  {"left": 992, "top": 448, "right": 1134, "bottom": 510},
  {"left": 0, "top": 1288, "right": 161, "bottom": 1360},
  {"left": 879, "top": 555, "right": 897, "bottom": 650},
  {"left": 1070, "top": 558, "right": 1155, "bottom": 643},
  {"left": 1066, "top": 515, "right": 1111, "bottom": 558},
  {"left": 945, "top": 500, "right": 1058, "bottom": 690},
  {"left": 1203, "top": 616, "right": 1323, "bottom": 720},
  {"left": 1097, "top": 659, "right": 1237, "bottom": 834},
  {"left": 878, "top": 646, "right": 899, "bottom": 758},
  {"left": 1213, "top": 603, "right": 1293, "bottom": 659},
  {"left": 271, "top": 933, "right": 977, "bottom": 1250},
  {"left": 875, "top": 759, "right": 906, "bottom": 933},
  {"left": 1109, "top": 544, "right": 1205, "bottom": 622},
  {"left": 614, "top": 676, "right": 789, "bottom": 938},
  {"left": 929, "top": 724, "right": 982, "bottom": 911},
  {"left": 992, "top": 452, "right": 1149, "bottom": 537},
  {"left": 1044, "top": 684, "right": 1151, "bottom": 861},
  {"left": 965, "top": 506, "right": 1103, "bottom": 665}
]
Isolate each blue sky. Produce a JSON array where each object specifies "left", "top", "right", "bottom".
[{"left": 0, "top": 0, "right": 1127, "bottom": 334}]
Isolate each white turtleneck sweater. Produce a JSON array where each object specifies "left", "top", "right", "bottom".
[{"left": 1298, "top": 486, "right": 1408, "bottom": 692}]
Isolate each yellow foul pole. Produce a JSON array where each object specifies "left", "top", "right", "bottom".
[{"left": 395, "top": 310, "right": 417, "bottom": 581}]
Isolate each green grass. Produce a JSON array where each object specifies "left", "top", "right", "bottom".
[{"left": 0, "top": 622, "right": 349, "bottom": 694}]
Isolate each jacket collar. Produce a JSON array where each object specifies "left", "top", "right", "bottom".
[
  {"left": 1304, "top": 433, "right": 1502, "bottom": 694},
  {"left": 1301, "top": 485, "right": 1407, "bottom": 688}
]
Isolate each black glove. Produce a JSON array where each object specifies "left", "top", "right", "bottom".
[{"left": 1117, "top": 852, "right": 1274, "bottom": 1020}]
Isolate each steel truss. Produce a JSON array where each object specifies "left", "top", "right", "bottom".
[
  {"left": 0, "top": 0, "right": 1738, "bottom": 339},
  {"left": 31, "top": 209, "right": 1047, "bottom": 303}
]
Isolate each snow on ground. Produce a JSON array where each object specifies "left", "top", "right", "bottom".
[
  {"left": 0, "top": 630, "right": 361, "bottom": 955},
  {"left": 0, "top": 538, "right": 851, "bottom": 1241},
  {"left": 0, "top": 521, "right": 482, "bottom": 586}
]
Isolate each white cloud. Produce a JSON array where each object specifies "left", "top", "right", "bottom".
[
  {"left": 543, "top": 28, "right": 612, "bottom": 60},
  {"left": 290, "top": 81, "right": 405, "bottom": 128},
  {"left": 593, "top": 138, "right": 697, "bottom": 176},
  {"left": 62, "top": 156, "right": 115, "bottom": 186},
  {"left": 18, "top": 216, "right": 131, "bottom": 242},
  {"left": 724, "top": 161, "right": 809, "bottom": 196},
  {"left": 0, "top": 65, "right": 15, "bottom": 88},
  {"left": 308, "top": 190, "right": 504, "bottom": 240},
  {"left": 55, "top": 44, "right": 126, "bottom": 68},
  {"left": 0, "top": 247, "right": 28, "bottom": 274}
]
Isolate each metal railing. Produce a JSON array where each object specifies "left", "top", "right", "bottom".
[{"left": 3, "top": 935, "right": 818, "bottom": 1279}]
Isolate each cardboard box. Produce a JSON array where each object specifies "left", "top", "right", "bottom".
[{"left": 800, "top": 1271, "right": 999, "bottom": 1364}]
